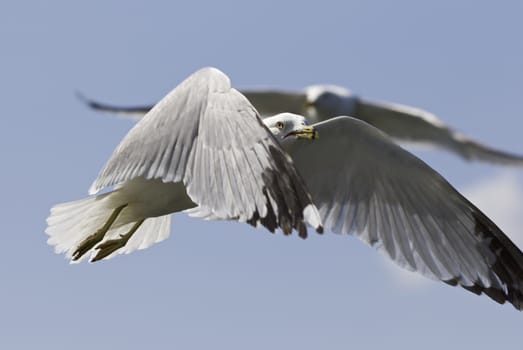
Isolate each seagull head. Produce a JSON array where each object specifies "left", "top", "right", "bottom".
[{"left": 263, "top": 113, "right": 318, "bottom": 141}]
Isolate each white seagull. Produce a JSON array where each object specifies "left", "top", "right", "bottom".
[
  {"left": 79, "top": 83, "right": 523, "bottom": 165},
  {"left": 47, "top": 67, "right": 323, "bottom": 263},
  {"left": 48, "top": 67, "right": 523, "bottom": 311}
]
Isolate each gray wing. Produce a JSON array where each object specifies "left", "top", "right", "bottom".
[
  {"left": 354, "top": 98, "right": 523, "bottom": 165},
  {"left": 90, "top": 67, "right": 323, "bottom": 237},
  {"left": 283, "top": 116, "right": 523, "bottom": 310},
  {"left": 240, "top": 89, "right": 307, "bottom": 117}
]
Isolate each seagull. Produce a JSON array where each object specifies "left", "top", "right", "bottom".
[
  {"left": 78, "top": 83, "right": 523, "bottom": 165},
  {"left": 46, "top": 67, "right": 323, "bottom": 263},
  {"left": 48, "top": 67, "right": 523, "bottom": 311}
]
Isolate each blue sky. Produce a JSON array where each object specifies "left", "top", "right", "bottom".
[{"left": 2, "top": 1, "right": 523, "bottom": 349}]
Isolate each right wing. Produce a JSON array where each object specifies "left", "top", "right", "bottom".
[{"left": 283, "top": 116, "right": 523, "bottom": 310}]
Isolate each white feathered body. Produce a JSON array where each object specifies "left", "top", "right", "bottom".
[{"left": 46, "top": 178, "right": 196, "bottom": 262}]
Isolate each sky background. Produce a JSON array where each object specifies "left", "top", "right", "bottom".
[{"left": 2, "top": 1, "right": 523, "bottom": 349}]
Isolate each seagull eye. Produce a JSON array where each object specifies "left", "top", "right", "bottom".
[{"left": 276, "top": 122, "right": 284, "bottom": 130}]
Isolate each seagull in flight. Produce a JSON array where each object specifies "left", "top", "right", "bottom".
[
  {"left": 48, "top": 67, "right": 523, "bottom": 311},
  {"left": 78, "top": 82, "right": 523, "bottom": 165}
]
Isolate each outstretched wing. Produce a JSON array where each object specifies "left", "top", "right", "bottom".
[
  {"left": 354, "top": 98, "right": 523, "bottom": 165},
  {"left": 90, "top": 67, "right": 323, "bottom": 237},
  {"left": 283, "top": 116, "right": 523, "bottom": 309}
]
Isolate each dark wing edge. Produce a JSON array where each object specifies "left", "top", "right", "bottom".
[
  {"left": 444, "top": 207, "right": 523, "bottom": 309},
  {"left": 246, "top": 144, "right": 324, "bottom": 238},
  {"left": 76, "top": 91, "right": 153, "bottom": 118}
]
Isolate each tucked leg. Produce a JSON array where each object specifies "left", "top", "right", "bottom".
[
  {"left": 72, "top": 204, "right": 128, "bottom": 261},
  {"left": 91, "top": 219, "right": 145, "bottom": 262}
]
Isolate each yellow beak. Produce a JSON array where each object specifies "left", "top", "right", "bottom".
[{"left": 284, "top": 126, "right": 319, "bottom": 140}]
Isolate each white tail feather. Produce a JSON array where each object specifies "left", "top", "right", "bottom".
[
  {"left": 45, "top": 193, "right": 172, "bottom": 263},
  {"left": 46, "top": 193, "right": 113, "bottom": 260}
]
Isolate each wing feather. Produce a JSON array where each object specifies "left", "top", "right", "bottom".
[
  {"left": 90, "top": 67, "right": 322, "bottom": 236},
  {"left": 283, "top": 116, "right": 523, "bottom": 309}
]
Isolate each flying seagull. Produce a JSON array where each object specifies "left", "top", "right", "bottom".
[
  {"left": 47, "top": 67, "right": 323, "bottom": 263},
  {"left": 78, "top": 83, "right": 523, "bottom": 165},
  {"left": 48, "top": 67, "right": 523, "bottom": 311}
]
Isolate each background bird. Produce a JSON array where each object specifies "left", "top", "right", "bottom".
[{"left": 78, "top": 83, "right": 523, "bottom": 165}]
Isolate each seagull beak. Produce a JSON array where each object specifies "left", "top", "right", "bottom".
[{"left": 284, "top": 126, "right": 319, "bottom": 140}]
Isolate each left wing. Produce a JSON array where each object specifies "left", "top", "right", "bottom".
[{"left": 90, "top": 67, "right": 323, "bottom": 237}]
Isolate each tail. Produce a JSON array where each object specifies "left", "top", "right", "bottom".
[{"left": 45, "top": 193, "right": 171, "bottom": 263}]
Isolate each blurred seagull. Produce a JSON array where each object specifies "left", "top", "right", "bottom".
[
  {"left": 49, "top": 67, "right": 523, "bottom": 311},
  {"left": 78, "top": 83, "right": 523, "bottom": 165}
]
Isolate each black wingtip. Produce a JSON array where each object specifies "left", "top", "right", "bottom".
[
  {"left": 462, "top": 211, "right": 523, "bottom": 310},
  {"left": 75, "top": 90, "right": 99, "bottom": 110}
]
